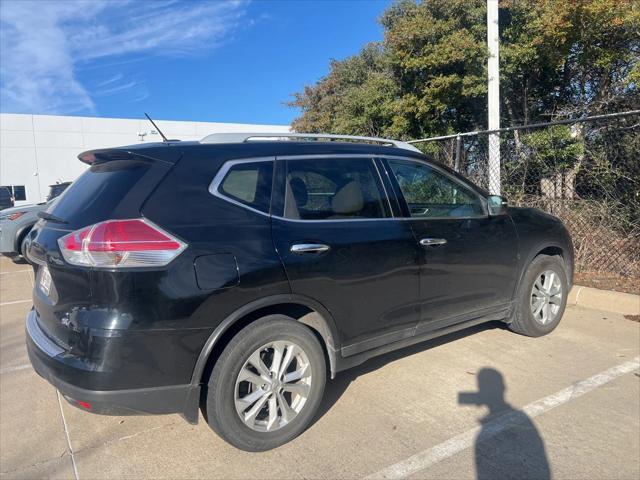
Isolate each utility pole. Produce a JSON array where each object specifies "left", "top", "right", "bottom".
[{"left": 487, "top": 0, "right": 501, "bottom": 195}]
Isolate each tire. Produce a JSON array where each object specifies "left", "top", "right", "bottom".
[
  {"left": 204, "top": 315, "right": 326, "bottom": 451},
  {"left": 20, "top": 233, "right": 30, "bottom": 260},
  {"left": 509, "top": 254, "right": 568, "bottom": 337},
  {"left": 11, "top": 233, "right": 30, "bottom": 265}
]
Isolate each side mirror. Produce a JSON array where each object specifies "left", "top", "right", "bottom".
[{"left": 487, "top": 195, "right": 508, "bottom": 216}]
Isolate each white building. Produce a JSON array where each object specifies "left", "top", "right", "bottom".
[{"left": 0, "top": 113, "right": 290, "bottom": 206}]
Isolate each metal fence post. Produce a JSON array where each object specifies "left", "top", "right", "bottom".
[
  {"left": 487, "top": 0, "right": 501, "bottom": 195},
  {"left": 454, "top": 134, "right": 462, "bottom": 173}
]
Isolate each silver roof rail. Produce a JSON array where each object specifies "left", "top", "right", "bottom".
[{"left": 199, "top": 132, "right": 422, "bottom": 153}]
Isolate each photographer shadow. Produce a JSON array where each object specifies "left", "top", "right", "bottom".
[{"left": 459, "top": 368, "right": 550, "bottom": 480}]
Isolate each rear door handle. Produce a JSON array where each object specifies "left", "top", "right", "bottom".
[
  {"left": 420, "top": 238, "right": 447, "bottom": 247},
  {"left": 290, "top": 243, "right": 331, "bottom": 254}
]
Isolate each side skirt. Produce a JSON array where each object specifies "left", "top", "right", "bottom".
[{"left": 334, "top": 306, "right": 511, "bottom": 373}]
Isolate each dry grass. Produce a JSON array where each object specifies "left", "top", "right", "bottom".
[{"left": 513, "top": 196, "right": 640, "bottom": 284}]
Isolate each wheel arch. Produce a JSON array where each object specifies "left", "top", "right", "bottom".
[
  {"left": 190, "top": 294, "right": 340, "bottom": 389},
  {"left": 515, "top": 241, "right": 572, "bottom": 300},
  {"left": 14, "top": 222, "right": 36, "bottom": 252}
]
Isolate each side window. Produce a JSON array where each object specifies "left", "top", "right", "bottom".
[
  {"left": 216, "top": 160, "right": 273, "bottom": 214},
  {"left": 388, "top": 159, "right": 484, "bottom": 218},
  {"left": 284, "top": 158, "right": 390, "bottom": 220},
  {"left": 0, "top": 185, "right": 26, "bottom": 201},
  {"left": 12, "top": 186, "right": 26, "bottom": 201}
]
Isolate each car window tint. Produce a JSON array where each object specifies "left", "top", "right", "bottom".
[
  {"left": 388, "top": 159, "right": 484, "bottom": 218},
  {"left": 50, "top": 160, "right": 150, "bottom": 228},
  {"left": 284, "top": 158, "right": 390, "bottom": 220},
  {"left": 219, "top": 161, "right": 273, "bottom": 214}
]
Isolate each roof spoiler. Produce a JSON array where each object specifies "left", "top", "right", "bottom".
[
  {"left": 78, "top": 148, "right": 140, "bottom": 165},
  {"left": 77, "top": 146, "right": 183, "bottom": 165}
]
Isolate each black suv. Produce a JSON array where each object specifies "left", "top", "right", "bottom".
[{"left": 26, "top": 134, "right": 573, "bottom": 451}]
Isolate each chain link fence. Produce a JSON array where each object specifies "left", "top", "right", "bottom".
[{"left": 410, "top": 111, "right": 640, "bottom": 294}]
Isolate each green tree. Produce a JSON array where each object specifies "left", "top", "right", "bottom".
[
  {"left": 289, "top": 0, "right": 639, "bottom": 136},
  {"left": 520, "top": 125, "right": 585, "bottom": 199}
]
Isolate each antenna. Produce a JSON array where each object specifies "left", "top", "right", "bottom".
[{"left": 144, "top": 113, "right": 169, "bottom": 142}]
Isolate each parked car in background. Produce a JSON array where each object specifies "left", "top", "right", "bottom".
[
  {"left": 46, "top": 182, "right": 72, "bottom": 202},
  {"left": 0, "top": 187, "right": 14, "bottom": 210},
  {"left": 25, "top": 134, "right": 573, "bottom": 451},
  {"left": 0, "top": 182, "right": 71, "bottom": 263}
]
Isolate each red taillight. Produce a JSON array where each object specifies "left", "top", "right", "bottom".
[
  {"left": 58, "top": 219, "right": 186, "bottom": 268},
  {"left": 62, "top": 226, "right": 90, "bottom": 251},
  {"left": 88, "top": 219, "right": 182, "bottom": 252},
  {"left": 8, "top": 212, "right": 25, "bottom": 221}
]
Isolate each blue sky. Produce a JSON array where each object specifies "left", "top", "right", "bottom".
[{"left": 0, "top": 0, "right": 391, "bottom": 125}]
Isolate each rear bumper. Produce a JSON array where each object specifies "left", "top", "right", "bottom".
[{"left": 26, "top": 309, "right": 200, "bottom": 422}]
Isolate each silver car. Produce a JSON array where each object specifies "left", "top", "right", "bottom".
[
  {"left": 0, "top": 183, "right": 70, "bottom": 263},
  {"left": 0, "top": 201, "right": 50, "bottom": 262}
]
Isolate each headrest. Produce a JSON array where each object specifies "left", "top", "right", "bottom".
[
  {"left": 289, "top": 177, "right": 308, "bottom": 207},
  {"left": 331, "top": 181, "right": 363, "bottom": 215}
]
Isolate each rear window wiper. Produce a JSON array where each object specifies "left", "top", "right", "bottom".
[{"left": 37, "top": 211, "right": 68, "bottom": 224}]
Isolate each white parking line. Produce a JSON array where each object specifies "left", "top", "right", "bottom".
[
  {"left": 366, "top": 356, "right": 640, "bottom": 479},
  {"left": 57, "top": 390, "right": 80, "bottom": 480},
  {"left": 0, "top": 299, "right": 32, "bottom": 306}
]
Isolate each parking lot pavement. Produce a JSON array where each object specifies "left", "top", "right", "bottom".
[{"left": 1, "top": 255, "right": 639, "bottom": 480}]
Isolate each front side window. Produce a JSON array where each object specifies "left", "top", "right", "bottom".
[
  {"left": 217, "top": 160, "right": 273, "bottom": 214},
  {"left": 388, "top": 159, "right": 484, "bottom": 218},
  {"left": 284, "top": 158, "right": 390, "bottom": 220}
]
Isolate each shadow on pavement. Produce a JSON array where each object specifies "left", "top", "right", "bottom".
[
  {"left": 313, "top": 321, "right": 506, "bottom": 428},
  {"left": 460, "top": 368, "right": 550, "bottom": 480}
]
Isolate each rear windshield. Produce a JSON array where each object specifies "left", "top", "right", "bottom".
[{"left": 50, "top": 160, "right": 150, "bottom": 228}]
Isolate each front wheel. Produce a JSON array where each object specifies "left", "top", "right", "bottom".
[
  {"left": 18, "top": 233, "right": 31, "bottom": 263},
  {"left": 10, "top": 235, "right": 30, "bottom": 264},
  {"left": 204, "top": 315, "right": 326, "bottom": 451},
  {"left": 509, "top": 254, "right": 568, "bottom": 337}
]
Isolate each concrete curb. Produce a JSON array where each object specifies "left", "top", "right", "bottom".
[{"left": 568, "top": 285, "right": 640, "bottom": 315}]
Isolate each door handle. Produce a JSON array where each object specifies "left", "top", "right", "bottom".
[
  {"left": 290, "top": 243, "right": 331, "bottom": 254},
  {"left": 420, "top": 238, "right": 447, "bottom": 247}
]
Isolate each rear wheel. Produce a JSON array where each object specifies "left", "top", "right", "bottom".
[
  {"left": 204, "top": 315, "right": 326, "bottom": 451},
  {"left": 509, "top": 254, "right": 568, "bottom": 337},
  {"left": 19, "top": 233, "right": 31, "bottom": 261},
  {"left": 10, "top": 234, "right": 30, "bottom": 264}
]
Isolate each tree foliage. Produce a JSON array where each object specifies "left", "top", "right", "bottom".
[
  {"left": 522, "top": 125, "right": 584, "bottom": 174},
  {"left": 289, "top": 0, "right": 639, "bottom": 138}
]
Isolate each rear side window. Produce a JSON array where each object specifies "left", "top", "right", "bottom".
[
  {"left": 213, "top": 160, "right": 273, "bottom": 214},
  {"left": 284, "top": 158, "right": 391, "bottom": 220}
]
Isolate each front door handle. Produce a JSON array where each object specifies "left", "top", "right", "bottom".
[
  {"left": 420, "top": 238, "right": 447, "bottom": 247},
  {"left": 290, "top": 243, "right": 331, "bottom": 254}
]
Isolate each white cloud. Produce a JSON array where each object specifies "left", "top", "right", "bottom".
[
  {"left": 96, "top": 73, "right": 124, "bottom": 88},
  {"left": 0, "top": 0, "right": 248, "bottom": 114}
]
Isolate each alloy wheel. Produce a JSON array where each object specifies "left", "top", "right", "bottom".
[
  {"left": 234, "top": 341, "right": 312, "bottom": 432},
  {"left": 530, "top": 270, "right": 563, "bottom": 325}
]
